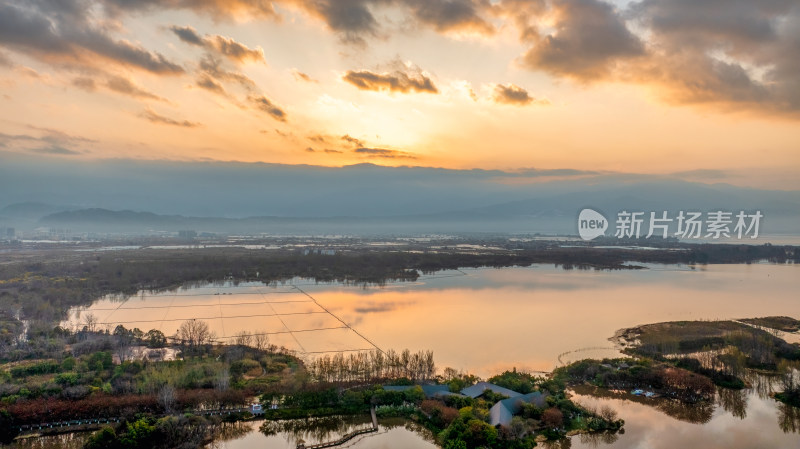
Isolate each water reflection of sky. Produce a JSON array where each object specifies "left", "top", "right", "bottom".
[
  {"left": 59, "top": 263, "right": 800, "bottom": 449},
  {"left": 67, "top": 264, "right": 800, "bottom": 376},
  {"left": 568, "top": 382, "right": 800, "bottom": 449}
]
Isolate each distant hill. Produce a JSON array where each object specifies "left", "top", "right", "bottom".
[
  {"left": 42, "top": 208, "right": 186, "bottom": 225},
  {"left": 2, "top": 154, "right": 797, "bottom": 237},
  {"left": 1, "top": 202, "right": 76, "bottom": 220}
]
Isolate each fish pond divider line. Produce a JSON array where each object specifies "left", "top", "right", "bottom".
[
  {"left": 257, "top": 288, "right": 307, "bottom": 353},
  {"left": 216, "top": 286, "right": 226, "bottom": 338},
  {"left": 157, "top": 292, "right": 178, "bottom": 334},
  {"left": 292, "top": 285, "right": 385, "bottom": 356},
  {"left": 96, "top": 311, "right": 330, "bottom": 326},
  {"left": 209, "top": 326, "right": 349, "bottom": 342},
  {"left": 98, "top": 295, "right": 132, "bottom": 325},
  {"left": 86, "top": 299, "right": 314, "bottom": 311}
]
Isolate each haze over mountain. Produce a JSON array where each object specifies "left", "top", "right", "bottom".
[{"left": 2, "top": 152, "right": 797, "bottom": 237}]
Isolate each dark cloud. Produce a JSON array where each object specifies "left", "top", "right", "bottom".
[
  {"left": 627, "top": 0, "right": 800, "bottom": 113},
  {"left": 0, "top": 50, "right": 12, "bottom": 67},
  {"left": 169, "top": 25, "right": 205, "bottom": 46},
  {"left": 0, "top": 132, "right": 37, "bottom": 147},
  {"left": 107, "top": 0, "right": 495, "bottom": 44},
  {"left": 304, "top": 134, "right": 371, "bottom": 154},
  {"left": 30, "top": 145, "right": 82, "bottom": 155},
  {"left": 106, "top": 75, "right": 164, "bottom": 100},
  {"left": 72, "top": 77, "right": 97, "bottom": 91},
  {"left": 292, "top": 0, "right": 495, "bottom": 43},
  {"left": 341, "top": 134, "right": 365, "bottom": 148},
  {"left": 492, "top": 83, "right": 543, "bottom": 106},
  {"left": 0, "top": 1, "right": 183, "bottom": 74},
  {"left": 103, "top": 0, "right": 278, "bottom": 20},
  {"left": 670, "top": 169, "right": 729, "bottom": 180},
  {"left": 249, "top": 95, "right": 287, "bottom": 122},
  {"left": 628, "top": 0, "right": 792, "bottom": 45},
  {"left": 506, "top": 0, "right": 800, "bottom": 114},
  {"left": 71, "top": 73, "right": 164, "bottom": 100},
  {"left": 116, "top": 0, "right": 379, "bottom": 44},
  {"left": 306, "top": 147, "right": 341, "bottom": 154},
  {"left": 520, "top": 0, "right": 644, "bottom": 81},
  {"left": 0, "top": 126, "right": 93, "bottom": 155},
  {"left": 206, "top": 35, "right": 264, "bottom": 63},
  {"left": 289, "top": 0, "right": 385, "bottom": 45},
  {"left": 170, "top": 26, "right": 264, "bottom": 63},
  {"left": 139, "top": 108, "right": 200, "bottom": 127},
  {"left": 24, "top": 126, "right": 96, "bottom": 148},
  {"left": 403, "top": 0, "right": 494, "bottom": 35},
  {"left": 198, "top": 55, "right": 257, "bottom": 91},
  {"left": 492, "top": 0, "right": 547, "bottom": 41},
  {"left": 343, "top": 66, "right": 438, "bottom": 94},
  {"left": 196, "top": 73, "right": 226, "bottom": 94},
  {"left": 354, "top": 147, "right": 416, "bottom": 159}
]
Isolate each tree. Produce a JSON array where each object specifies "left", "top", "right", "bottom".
[
  {"left": 542, "top": 408, "right": 564, "bottom": 428},
  {"left": 0, "top": 410, "right": 18, "bottom": 444},
  {"left": 158, "top": 385, "right": 176, "bottom": 413},
  {"left": 83, "top": 313, "right": 98, "bottom": 333},
  {"left": 598, "top": 405, "right": 618, "bottom": 422},
  {"left": 215, "top": 367, "right": 230, "bottom": 391},
  {"left": 253, "top": 332, "right": 270, "bottom": 352},
  {"left": 145, "top": 329, "right": 167, "bottom": 348},
  {"left": 509, "top": 416, "right": 527, "bottom": 439},
  {"left": 114, "top": 324, "right": 134, "bottom": 363},
  {"left": 176, "top": 320, "right": 213, "bottom": 354},
  {"left": 234, "top": 331, "right": 252, "bottom": 347}
]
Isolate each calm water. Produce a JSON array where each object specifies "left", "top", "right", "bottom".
[
  {"left": 208, "top": 417, "right": 438, "bottom": 449},
  {"left": 60, "top": 263, "right": 800, "bottom": 448}
]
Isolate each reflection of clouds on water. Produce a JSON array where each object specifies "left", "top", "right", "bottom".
[
  {"left": 53, "top": 265, "right": 800, "bottom": 449},
  {"left": 354, "top": 300, "right": 415, "bottom": 314}
]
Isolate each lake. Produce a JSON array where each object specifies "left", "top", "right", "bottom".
[{"left": 60, "top": 262, "right": 799, "bottom": 448}]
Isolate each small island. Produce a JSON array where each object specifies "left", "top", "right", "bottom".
[{"left": 557, "top": 316, "right": 800, "bottom": 413}]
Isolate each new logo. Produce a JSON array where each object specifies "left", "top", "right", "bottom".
[{"left": 578, "top": 208, "right": 608, "bottom": 241}]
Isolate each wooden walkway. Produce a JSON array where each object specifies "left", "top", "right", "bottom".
[{"left": 297, "top": 407, "right": 378, "bottom": 449}]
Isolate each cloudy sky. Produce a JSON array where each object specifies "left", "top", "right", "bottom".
[{"left": 0, "top": 0, "right": 798, "bottom": 190}]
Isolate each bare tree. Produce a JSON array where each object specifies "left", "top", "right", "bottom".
[
  {"left": 215, "top": 367, "right": 230, "bottom": 391},
  {"left": 158, "top": 384, "right": 176, "bottom": 413},
  {"left": 253, "top": 332, "right": 270, "bottom": 352},
  {"left": 599, "top": 405, "right": 618, "bottom": 422},
  {"left": 83, "top": 313, "right": 98, "bottom": 333},
  {"left": 176, "top": 320, "right": 213, "bottom": 354},
  {"left": 234, "top": 331, "right": 252, "bottom": 347}
]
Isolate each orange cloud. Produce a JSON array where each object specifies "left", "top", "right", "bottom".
[
  {"left": 343, "top": 64, "right": 438, "bottom": 94},
  {"left": 139, "top": 108, "right": 200, "bottom": 127}
]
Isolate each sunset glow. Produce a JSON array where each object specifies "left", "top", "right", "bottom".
[{"left": 1, "top": 0, "right": 798, "bottom": 189}]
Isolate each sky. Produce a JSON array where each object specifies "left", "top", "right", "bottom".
[{"left": 0, "top": 0, "right": 799, "bottom": 190}]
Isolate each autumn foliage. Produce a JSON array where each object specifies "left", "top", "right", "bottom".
[{"left": 5, "top": 388, "right": 249, "bottom": 425}]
